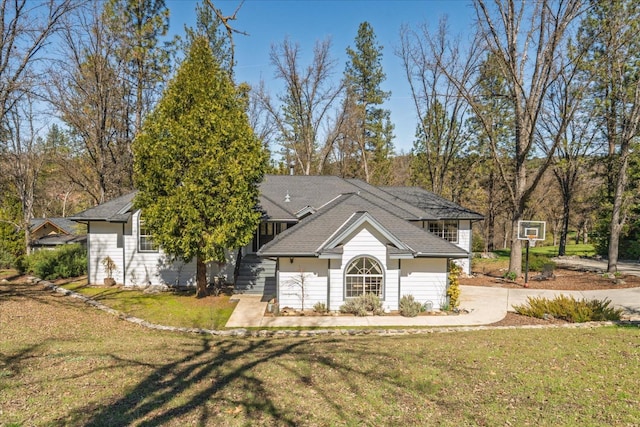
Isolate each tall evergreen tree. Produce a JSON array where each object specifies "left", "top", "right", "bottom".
[
  {"left": 133, "top": 36, "right": 267, "bottom": 297},
  {"left": 344, "top": 21, "right": 394, "bottom": 184},
  {"left": 578, "top": 0, "right": 640, "bottom": 271},
  {"left": 104, "top": 0, "right": 172, "bottom": 134}
]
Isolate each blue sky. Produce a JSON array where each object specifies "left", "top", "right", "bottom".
[{"left": 167, "top": 0, "right": 475, "bottom": 154}]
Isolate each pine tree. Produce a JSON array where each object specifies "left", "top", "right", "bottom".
[
  {"left": 133, "top": 36, "right": 267, "bottom": 297},
  {"left": 344, "top": 22, "right": 394, "bottom": 184}
]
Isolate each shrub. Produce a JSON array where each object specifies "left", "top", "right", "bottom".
[
  {"left": 503, "top": 271, "right": 518, "bottom": 281},
  {"left": 339, "top": 293, "right": 384, "bottom": 316},
  {"left": 524, "top": 254, "right": 555, "bottom": 272},
  {"left": 23, "top": 244, "right": 87, "bottom": 280},
  {"left": 513, "top": 295, "right": 623, "bottom": 323},
  {"left": 313, "top": 302, "right": 328, "bottom": 313},
  {"left": 0, "top": 248, "right": 16, "bottom": 269},
  {"left": 447, "top": 262, "right": 462, "bottom": 309},
  {"left": 399, "top": 294, "right": 423, "bottom": 317}
]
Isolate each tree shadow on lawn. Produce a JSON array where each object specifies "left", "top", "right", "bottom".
[
  {"left": 56, "top": 338, "right": 307, "bottom": 426},
  {"left": 0, "top": 280, "right": 91, "bottom": 311},
  {"left": 53, "top": 335, "right": 455, "bottom": 426}
]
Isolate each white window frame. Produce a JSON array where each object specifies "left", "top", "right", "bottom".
[
  {"left": 427, "top": 220, "right": 459, "bottom": 243},
  {"left": 138, "top": 214, "right": 158, "bottom": 253},
  {"left": 344, "top": 256, "right": 384, "bottom": 299}
]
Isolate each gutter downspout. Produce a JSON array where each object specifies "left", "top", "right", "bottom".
[
  {"left": 327, "top": 259, "right": 331, "bottom": 310},
  {"left": 122, "top": 223, "right": 126, "bottom": 287},
  {"left": 87, "top": 222, "right": 91, "bottom": 284},
  {"left": 397, "top": 259, "right": 402, "bottom": 308}
]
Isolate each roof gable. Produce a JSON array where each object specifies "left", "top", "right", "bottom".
[{"left": 317, "top": 211, "right": 412, "bottom": 256}]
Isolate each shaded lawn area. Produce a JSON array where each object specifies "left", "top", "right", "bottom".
[
  {"left": 60, "top": 279, "right": 236, "bottom": 330},
  {"left": 1, "top": 279, "right": 639, "bottom": 426}
]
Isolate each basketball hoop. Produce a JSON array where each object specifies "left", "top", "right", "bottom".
[{"left": 527, "top": 235, "right": 536, "bottom": 248}]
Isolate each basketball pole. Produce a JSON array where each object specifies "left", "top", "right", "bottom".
[{"left": 524, "top": 239, "right": 530, "bottom": 287}]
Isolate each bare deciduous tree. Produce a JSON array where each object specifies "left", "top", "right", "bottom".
[
  {"left": 399, "top": 19, "right": 472, "bottom": 197},
  {"left": 414, "top": 0, "right": 584, "bottom": 274},
  {"left": 4, "top": 94, "right": 48, "bottom": 254},
  {"left": 0, "top": 0, "right": 76, "bottom": 138},
  {"left": 49, "top": 4, "right": 131, "bottom": 204},
  {"left": 257, "top": 38, "right": 344, "bottom": 175}
]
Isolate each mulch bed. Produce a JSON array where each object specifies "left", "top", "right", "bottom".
[{"left": 460, "top": 267, "right": 640, "bottom": 290}]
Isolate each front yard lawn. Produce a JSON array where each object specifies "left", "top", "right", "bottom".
[
  {"left": 1, "top": 276, "right": 639, "bottom": 426},
  {"left": 60, "top": 279, "right": 236, "bottom": 330}
]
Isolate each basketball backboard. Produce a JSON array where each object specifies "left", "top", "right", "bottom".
[{"left": 517, "top": 220, "right": 546, "bottom": 241}]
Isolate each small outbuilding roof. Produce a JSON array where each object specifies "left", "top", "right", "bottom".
[{"left": 29, "top": 217, "right": 80, "bottom": 235}]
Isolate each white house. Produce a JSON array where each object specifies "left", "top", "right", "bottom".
[{"left": 70, "top": 175, "right": 482, "bottom": 311}]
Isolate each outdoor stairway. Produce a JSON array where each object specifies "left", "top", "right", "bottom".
[{"left": 235, "top": 254, "right": 276, "bottom": 300}]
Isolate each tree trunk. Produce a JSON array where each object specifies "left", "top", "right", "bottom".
[
  {"left": 558, "top": 196, "right": 571, "bottom": 256},
  {"left": 195, "top": 256, "right": 208, "bottom": 298},
  {"left": 608, "top": 154, "right": 629, "bottom": 273},
  {"left": 508, "top": 218, "right": 522, "bottom": 276}
]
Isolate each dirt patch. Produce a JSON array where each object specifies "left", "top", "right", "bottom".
[
  {"left": 460, "top": 267, "right": 640, "bottom": 290},
  {"left": 487, "top": 312, "right": 570, "bottom": 327}
]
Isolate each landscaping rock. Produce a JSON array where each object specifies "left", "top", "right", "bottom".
[{"left": 143, "top": 284, "right": 169, "bottom": 294}]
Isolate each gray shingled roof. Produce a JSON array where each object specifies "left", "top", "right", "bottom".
[
  {"left": 380, "top": 186, "right": 484, "bottom": 220},
  {"left": 69, "top": 176, "right": 480, "bottom": 226},
  {"left": 258, "top": 192, "right": 468, "bottom": 258},
  {"left": 69, "top": 192, "right": 137, "bottom": 222},
  {"left": 258, "top": 174, "right": 453, "bottom": 222}
]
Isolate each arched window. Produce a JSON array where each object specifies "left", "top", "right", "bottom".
[{"left": 345, "top": 256, "right": 384, "bottom": 298}]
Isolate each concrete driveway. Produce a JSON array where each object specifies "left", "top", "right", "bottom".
[{"left": 225, "top": 285, "right": 640, "bottom": 328}]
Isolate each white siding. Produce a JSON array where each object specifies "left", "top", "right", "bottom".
[
  {"left": 272, "top": 223, "right": 453, "bottom": 312},
  {"left": 88, "top": 222, "right": 125, "bottom": 285},
  {"left": 383, "top": 258, "right": 400, "bottom": 312},
  {"left": 328, "top": 258, "right": 343, "bottom": 311},
  {"left": 87, "top": 210, "right": 236, "bottom": 288},
  {"left": 400, "top": 258, "right": 448, "bottom": 310},
  {"left": 338, "top": 225, "right": 396, "bottom": 312},
  {"left": 454, "top": 220, "right": 472, "bottom": 275},
  {"left": 278, "top": 258, "right": 328, "bottom": 310}
]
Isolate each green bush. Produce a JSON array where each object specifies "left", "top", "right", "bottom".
[
  {"left": 503, "top": 271, "right": 518, "bottom": 281},
  {"left": 447, "top": 262, "right": 462, "bottom": 308},
  {"left": 513, "top": 295, "right": 623, "bottom": 323},
  {"left": 23, "top": 244, "right": 87, "bottom": 280},
  {"left": 399, "top": 294, "right": 423, "bottom": 317},
  {"left": 339, "top": 294, "right": 384, "bottom": 316},
  {"left": 524, "top": 254, "right": 555, "bottom": 272},
  {"left": 313, "top": 302, "right": 328, "bottom": 313},
  {"left": 0, "top": 248, "right": 16, "bottom": 269}
]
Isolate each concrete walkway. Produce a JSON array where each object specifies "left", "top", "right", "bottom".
[{"left": 225, "top": 285, "right": 640, "bottom": 328}]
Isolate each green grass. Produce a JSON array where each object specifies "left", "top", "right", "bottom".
[
  {"left": 61, "top": 280, "right": 237, "bottom": 330},
  {"left": 530, "top": 243, "right": 596, "bottom": 257},
  {"left": 474, "top": 244, "right": 596, "bottom": 273},
  {"left": 2, "top": 278, "right": 639, "bottom": 426}
]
